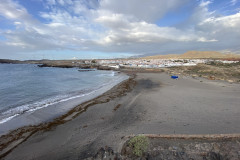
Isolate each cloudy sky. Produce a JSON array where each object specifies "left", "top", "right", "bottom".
[{"left": 0, "top": 0, "right": 240, "bottom": 59}]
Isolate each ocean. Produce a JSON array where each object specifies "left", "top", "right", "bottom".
[{"left": 0, "top": 64, "right": 128, "bottom": 125}]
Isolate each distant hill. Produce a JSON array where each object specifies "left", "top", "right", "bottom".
[{"left": 143, "top": 51, "right": 240, "bottom": 59}]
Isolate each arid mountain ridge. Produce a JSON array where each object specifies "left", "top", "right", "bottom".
[
  {"left": 143, "top": 51, "right": 240, "bottom": 59},
  {"left": 1, "top": 51, "right": 240, "bottom": 64}
]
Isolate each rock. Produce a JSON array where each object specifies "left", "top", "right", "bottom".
[
  {"left": 237, "top": 151, "right": 240, "bottom": 156},
  {"left": 208, "top": 76, "right": 215, "bottom": 80},
  {"left": 207, "top": 152, "right": 223, "bottom": 160},
  {"left": 97, "top": 66, "right": 113, "bottom": 70}
]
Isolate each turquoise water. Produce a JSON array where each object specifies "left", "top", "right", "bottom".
[{"left": 0, "top": 64, "right": 126, "bottom": 123}]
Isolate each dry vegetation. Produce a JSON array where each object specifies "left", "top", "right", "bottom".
[{"left": 164, "top": 62, "right": 240, "bottom": 83}]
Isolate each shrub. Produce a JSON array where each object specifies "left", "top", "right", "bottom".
[
  {"left": 91, "top": 60, "right": 97, "bottom": 63},
  {"left": 128, "top": 135, "right": 149, "bottom": 157}
]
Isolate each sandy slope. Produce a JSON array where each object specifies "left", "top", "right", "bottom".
[
  {"left": 4, "top": 73, "right": 240, "bottom": 160},
  {"left": 143, "top": 50, "right": 240, "bottom": 59}
]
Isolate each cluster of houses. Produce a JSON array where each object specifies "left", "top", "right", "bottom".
[
  {"left": 97, "top": 59, "right": 207, "bottom": 69},
  {"left": 72, "top": 58, "right": 239, "bottom": 69}
]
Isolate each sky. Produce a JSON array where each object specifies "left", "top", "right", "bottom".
[{"left": 0, "top": 0, "right": 240, "bottom": 60}]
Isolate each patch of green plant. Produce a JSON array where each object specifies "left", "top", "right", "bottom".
[
  {"left": 91, "top": 60, "right": 97, "bottom": 63},
  {"left": 207, "top": 61, "right": 240, "bottom": 67},
  {"left": 128, "top": 135, "right": 149, "bottom": 157}
]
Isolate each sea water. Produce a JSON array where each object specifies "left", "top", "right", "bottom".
[{"left": 0, "top": 64, "right": 128, "bottom": 125}]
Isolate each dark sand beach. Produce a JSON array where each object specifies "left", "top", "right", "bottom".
[{"left": 2, "top": 72, "right": 240, "bottom": 159}]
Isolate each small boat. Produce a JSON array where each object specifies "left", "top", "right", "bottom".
[{"left": 171, "top": 75, "right": 178, "bottom": 79}]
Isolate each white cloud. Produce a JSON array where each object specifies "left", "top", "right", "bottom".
[
  {"left": 199, "top": 12, "right": 240, "bottom": 28},
  {"left": 46, "top": 0, "right": 56, "bottom": 5},
  {"left": 96, "top": 14, "right": 197, "bottom": 45},
  {"left": 0, "top": 0, "right": 240, "bottom": 58},
  {"left": 57, "top": 0, "right": 64, "bottom": 6},
  {"left": 199, "top": 0, "right": 212, "bottom": 7},
  {"left": 231, "top": 0, "right": 238, "bottom": 5},
  {"left": 0, "top": 0, "right": 33, "bottom": 23},
  {"left": 99, "top": 0, "right": 189, "bottom": 23},
  {"left": 197, "top": 37, "right": 217, "bottom": 42},
  {"left": 187, "top": 0, "right": 215, "bottom": 26}
]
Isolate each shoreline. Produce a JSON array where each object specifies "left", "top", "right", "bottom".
[
  {"left": 0, "top": 72, "right": 136, "bottom": 159},
  {"left": 0, "top": 70, "right": 128, "bottom": 135},
  {"left": 1, "top": 60, "right": 239, "bottom": 83},
  {"left": 1, "top": 71, "right": 240, "bottom": 159}
]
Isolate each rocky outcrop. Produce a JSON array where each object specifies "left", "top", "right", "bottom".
[
  {"left": 0, "top": 59, "right": 23, "bottom": 64},
  {"left": 97, "top": 65, "right": 113, "bottom": 70},
  {"left": 84, "top": 134, "right": 240, "bottom": 160},
  {"left": 37, "top": 63, "right": 93, "bottom": 69}
]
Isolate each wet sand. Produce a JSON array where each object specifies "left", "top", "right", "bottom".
[
  {"left": 2, "top": 72, "right": 240, "bottom": 159},
  {"left": 0, "top": 72, "right": 128, "bottom": 136}
]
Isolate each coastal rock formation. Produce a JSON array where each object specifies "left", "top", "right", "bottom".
[
  {"left": 97, "top": 65, "right": 113, "bottom": 70},
  {"left": 0, "top": 59, "right": 23, "bottom": 64},
  {"left": 37, "top": 63, "right": 93, "bottom": 69}
]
